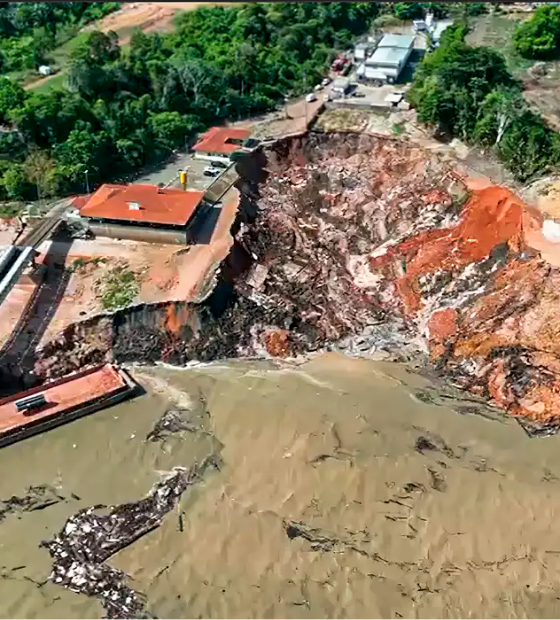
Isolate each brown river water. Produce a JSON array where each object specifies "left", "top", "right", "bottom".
[{"left": 2, "top": 353, "right": 560, "bottom": 618}]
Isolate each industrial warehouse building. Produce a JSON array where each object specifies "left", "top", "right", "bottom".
[
  {"left": 192, "top": 127, "right": 251, "bottom": 164},
  {"left": 78, "top": 183, "right": 206, "bottom": 245},
  {"left": 357, "top": 34, "right": 415, "bottom": 84}
]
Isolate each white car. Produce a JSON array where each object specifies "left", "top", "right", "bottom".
[
  {"left": 203, "top": 165, "right": 222, "bottom": 177},
  {"left": 321, "top": 77, "right": 331, "bottom": 86},
  {"left": 314, "top": 84, "right": 323, "bottom": 92},
  {"left": 305, "top": 92, "right": 317, "bottom": 103}
]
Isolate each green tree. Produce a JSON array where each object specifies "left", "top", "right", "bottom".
[
  {"left": 73, "top": 30, "right": 120, "bottom": 66},
  {"left": 1, "top": 163, "right": 33, "bottom": 200},
  {"left": 393, "top": 3, "right": 425, "bottom": 20},
  {"left": 0, "top": 78, "right": 25, "bottom": 125},
  {"left": 23, "top": 148, "right": 56, "bottom": 200},
  {"left": 513, "top": 4, "right": 560, "bottom": 59},
  {"left": 149, "top": 111, "right": 188, "bottom": 150}
]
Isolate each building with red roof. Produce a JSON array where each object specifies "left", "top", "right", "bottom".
[
  {"left": 192, "top": 127, "right": 251, "bottom": 163},
  {"left": 77, "top": 183, "right": 206, "bottom": 245}
]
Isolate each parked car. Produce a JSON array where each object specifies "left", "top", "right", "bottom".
[
  {"left": 305, "top": 92, "right": 317, "bottom": 103},
  {"left": 203, "top": 166, "right": 221, "bottom": 177},
  {"left": 321, "top": 77, "right": 331, "bottom": 86}
]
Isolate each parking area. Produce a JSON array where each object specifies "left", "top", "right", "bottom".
[{"left": 136, "top": 153, "right": 224, "bottom": 192}]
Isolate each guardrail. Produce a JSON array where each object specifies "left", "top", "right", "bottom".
[{"left": 0, "top": 247, "right": 34, "bottom": 308}]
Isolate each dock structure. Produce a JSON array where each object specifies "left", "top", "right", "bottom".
[{"left": 0, "top": 364, "right": 136, "bottom": 448}]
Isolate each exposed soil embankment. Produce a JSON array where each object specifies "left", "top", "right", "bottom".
[{"left": 33, "top": 131, "right": 560, "bottom": 433}]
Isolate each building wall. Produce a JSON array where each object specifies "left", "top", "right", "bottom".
[
  {"left": 88, "top": 222, "right": 188, "bottom": 245},
  {"left": 364, "top": 46, "right": 413, "bottom": 83},
  {"left": 194, "top": 151, "right": 232, "bottom": 164}
]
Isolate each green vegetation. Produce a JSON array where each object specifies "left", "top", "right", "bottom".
[
  {"left": 0, "top": 3, "right": 119, "bottom": 77},
  {"left": 69, "top": 256, "right": 108, "bottom": 273},
  {"left": 0, "top": 2, "right": 382, "bottom": 202},
  {"left": 513, "top": 4, "right": 560, "bottom": 59},
  {"left": 466, "top": 13, "right": 534, "bottom": 75},
  {"left": 408, "top": 23, "right": 560, "bottom": 181},
  {"left": 386, "top": 2, "right": 486, "bottom": 22},
  {"left": 99, "top": 265, "right": 139, "bottom": 311}
]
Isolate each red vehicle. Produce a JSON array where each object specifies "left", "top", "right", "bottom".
[{"left": 331, "top": 56, "right": 350, "bottom": 73}]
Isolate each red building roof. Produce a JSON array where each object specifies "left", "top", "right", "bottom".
[
  {"left": 193, "top": 126, "right": 251, "bottom": 155},
  {"left": 79, "top": 184, "right": 204, "bottom": 226}
]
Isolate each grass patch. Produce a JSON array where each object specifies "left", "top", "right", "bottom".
[
  {"left": 98, "top": 264, "right": 140, "bottom": 311},
  {"left": 466, "top": 13, "right": 534, "bottom": 76},
  {"left": 29, "top": 72, "right": 66, "bottom": 93},
  {"left": 68, "top": 256, "right": 108, "bottom": 273}
]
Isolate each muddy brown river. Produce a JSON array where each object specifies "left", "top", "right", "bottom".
[{"left": 2, "top": 353, "right": 560, "bottom": 618}]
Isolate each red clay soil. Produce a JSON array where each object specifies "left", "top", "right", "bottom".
[
  {"left": 372, "top": 187, "right": 526, "bottom": 313},
  {"left": 370, "top": 186, "right": 560, "bottom": 428}
]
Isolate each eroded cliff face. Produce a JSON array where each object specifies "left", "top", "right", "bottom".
[{"left": 33, "top": 131, "right": 560, "bottom": 433}]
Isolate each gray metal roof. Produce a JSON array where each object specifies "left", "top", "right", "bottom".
[
  {"left": 377, "top": 34, "right": 415, "bottom": 49},
  {"left": 368, "top": 45, "right": 411, "bottom": 67}
]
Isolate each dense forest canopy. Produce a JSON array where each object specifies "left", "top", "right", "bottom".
[
  {"left": 0, "top": 2, "right": 119, "bottom": 73},
  {"left": 0, "top": 1, "right": 383, "bottom": 202}
]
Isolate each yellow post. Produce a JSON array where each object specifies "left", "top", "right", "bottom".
[{"left": 179, "top": 170, "right": 187, "bottom": 191}]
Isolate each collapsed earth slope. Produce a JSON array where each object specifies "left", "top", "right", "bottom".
[{"left": 34, "top": 132, "right": 560, "bottom": 433}]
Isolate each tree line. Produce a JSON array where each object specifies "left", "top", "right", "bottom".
[
  {"left": 408, "top": 22, "right": 560, "bottom": 182},
  {"left": 0, "top": 2, "right": 119, "bottom": 75},
  {"left": 0, "top": 1, "right": 383, "bottom": 202}
]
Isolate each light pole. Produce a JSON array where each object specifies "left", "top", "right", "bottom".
[
  {"left": 84, "top": 169, "right": 90, "bottom": 194},
  {"left": 303, "top": 70, "right": 308, "bottom": 125}
]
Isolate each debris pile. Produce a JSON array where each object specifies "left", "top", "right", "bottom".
[
  {"left": 0, "top": 484, "right": 66, "bottom": 522},
  {"left": 43, "top": 458, "right": 221, "bottom": 618}
]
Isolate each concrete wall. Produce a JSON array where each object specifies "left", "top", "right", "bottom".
[{"left": 88, "top": 222, "right": 188, "bottom": 245}]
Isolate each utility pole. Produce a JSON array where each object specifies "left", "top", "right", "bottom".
[
  {"left": 303, "top": 70, "right": 308, "bottom": 125},
  {"left": 84, "top": 169, "right": 90, "bottom": 194}
]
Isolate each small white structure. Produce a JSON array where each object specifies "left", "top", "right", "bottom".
[
  {"left": 332, "top": 78, "right": 351, "bottom": 95},
  {"left": 384, "top": 92, "right": 405, "bottom": 106},
  {"left": 38, "top": 65, "right": 52, "bottom": 76},
  {"left": 354, "top": 42, "right": 370, "bottom": 61}
]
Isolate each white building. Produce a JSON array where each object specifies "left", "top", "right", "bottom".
[
  {"left": 357, "top": 34, "right": 415, "bottom": 84},
  {"left": 354, "top": 42, "right": 370, "bottom": 61}
]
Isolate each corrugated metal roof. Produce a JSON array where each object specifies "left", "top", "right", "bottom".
[
  {"left": 368, "top": 45, "right": 411, "bottom": 67},
  {"left": 378, "top": 34, "right": 415, "bottom": 49},
  {"left": 79, "top": 184, "right": 205, "bottom": 226},
  {"left": 193, "top": 126, "right": 251, "bottom": 155}
]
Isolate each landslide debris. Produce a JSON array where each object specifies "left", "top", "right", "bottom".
[
  {"left": 239, "top": 132, "right": 560, "bottom": 432},
  {"left": 0, "top": 484, "right": 67, "bottom": 522},
  {"left": 42, "top": 458, "right": 221, "bottom": 619},
  {"left": 32, "top": 130, "right": 560, "bottom": 432}
]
